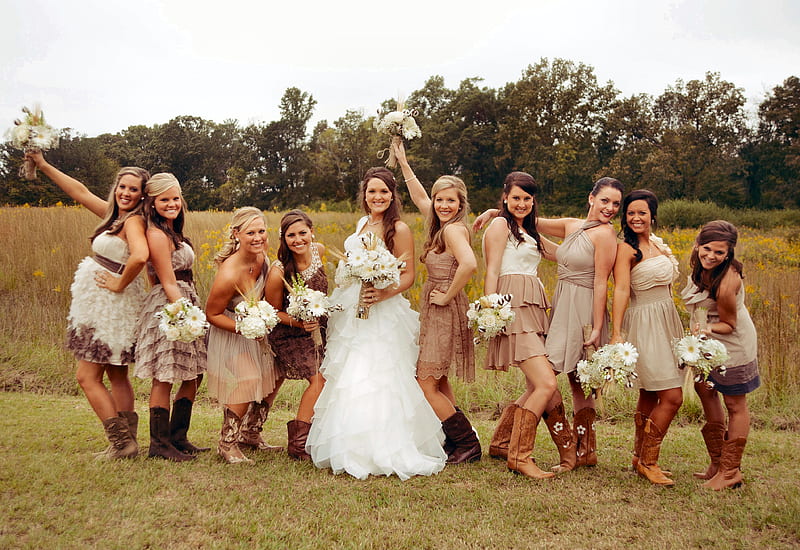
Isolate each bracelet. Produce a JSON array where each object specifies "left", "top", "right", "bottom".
[{"left": 406, "top": 175, "right": 418, "bottom": 183}]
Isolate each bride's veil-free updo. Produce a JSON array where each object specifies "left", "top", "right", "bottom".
[{"left": 214, "top": 206, "right": 266, "bottom": 265}]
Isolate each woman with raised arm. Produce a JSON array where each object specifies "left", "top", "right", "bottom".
[
  {"left": 393, "top": 139, "right": 481, "bottom": 464},
  {"left": 610, "top": 190, "right": 683, "bottom": 486},
  {"left": 206, "top": 207, "right": 281, "bottom": 464},
  {"left": 27, "top": 151, "right": 149, "bottom": 458},
  {"left": 265, "top": 210, "right": 328, "bottom": 461},
  {"left": 134, "top": 174, "right": 208, "bottom": 462},
  {"left": 682, "top": 220, "right": 759, "bottom": 490},
  {"left": 306, "top": 167, "right": 446, "bottom": 480}
]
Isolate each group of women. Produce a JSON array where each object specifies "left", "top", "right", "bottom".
[{"left": 30, "top": 136, "right": 759, "bottom": 490}]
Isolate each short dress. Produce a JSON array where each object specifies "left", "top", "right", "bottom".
[
  {"left": 621, "top": 240, "right": 684, "bottom": 391},
  {"left": 133, "top": 242, "right": 207, "bottom": 384},
  {"left": 268, "top": 243, "right": 328, "bottom": 380},
  {"left": 484, "top": 229, "right": 551, "bottom": 371},
  {"left": 416, "top": 250, "right": 475, "bottom": 382},
  {"left": 65, "top": 230, "right": 145, "bottom": 366},
  {"left": 547, "top": 220, "right": 609, "bottom": 374},
  {"left": 206, "top": 262, "right": 279, "bottom": 404},
  {"left": 681, "top": 278, "right": 760, "bottom": 395}
]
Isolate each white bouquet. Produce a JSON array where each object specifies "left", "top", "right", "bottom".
[
  {"left": 6, "top": 105, "right": 60, "bottom": 180},
  {"left": 374, "top": 98, "right": 421, "bottom": 168},
  {"left": 155, "top": 297, "right": 209, "bottom": 343},
  {"left": 673, "top": 333, "right": 729, "bottom": 385},
  {"left": 577, "top": 342, "right": 639, "bottom": 398},
  {"left": 285, "top": 275, "right": 342, "bottom": 345},
  {"left": 234, "top": 297, "right": 279, "bottom": 339},
  {"left": 466, "top": 293, "right": 515, "bottom": 341}
]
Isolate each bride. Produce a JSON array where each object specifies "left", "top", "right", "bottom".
[{"left": 306, "top": 167, "right": 447, "bottom": 480}]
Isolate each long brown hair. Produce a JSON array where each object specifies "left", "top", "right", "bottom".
[
  {"left": 420, "top": 175, "right": 470, "bottom": 262},
  {"left": 357, "top": 167, "right": 402, "bottom": 253},
  {"left": 89, "top": 167, "right": 151, "bottom": 242},
  {"left": 277, "top": 209, "right": 314, "bottom": 284},
  {"left": 143, "top": 173, "right": 191, "bottom": 249},
  {"left": 498, "top": 171, "right": 543, "bottom": 254},
  {"left": 689, "top": 220, "right": 743, "bottom": 299}
]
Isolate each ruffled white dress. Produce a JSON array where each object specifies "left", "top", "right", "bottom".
[{"left": 306, "top": 217, "right": 446, "bottom": 481}]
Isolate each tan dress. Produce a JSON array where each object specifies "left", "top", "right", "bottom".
[
  {"left": 206, "top": 263, "right": 279, "bottom": 404},
  {"left": 484, "top": 229, "right": 551, "bottom": 371},
  {"left": 622, "top": 245, "right": 684, "bottom": 391},
  {"left": 546, "top": 220, "right": 609, "bottom": 374},
  {"left": 417, "top": 251, "right": 475, "bottom": 382}
]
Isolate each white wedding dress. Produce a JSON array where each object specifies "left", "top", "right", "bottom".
[{"left": 306, "top": 217, "right": 446, "bottom": 481}]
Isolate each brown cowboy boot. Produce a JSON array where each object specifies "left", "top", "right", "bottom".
[
  {"left": 573, "top": 407, "right": 598, "bottom": 467},
  {"left": 101, "top": 416, "right": 138, "bottom": 459},
  {"left": 148, "top": 407, "right": 195, "bottom": 462},
  {"left": 169, "top": 397, "right": 210, "bottom": 454},
  {"left": 441, "top": 410, "right": 482, "bottom": 464},
  {"left": 693, "top": 421, "right": 726, "bottom": 480},
  {"left": 632, "top": 411, "right": 645, "bottom": 470},
  {"left": 636, "top": 418, "right": 674, "bottom": 486},
  {"left": 95, "top": 410, "right": 139, "bottom": 459},
  {"left": 489, "top": 404, "right": 517, "bottom": 460},
  {"left": 507, "top": 407, "right": 555, "bottom": 479},
  {"left": 543, "top": 403, "right": 577, "bottom": 473},
  {"left": 218, "top": 408, "right": 253, "bottom": 464},
  {"left": 702, "top": 437, "right": 746, "bottom": 490},
  {"left": 239, "top": 400, "right": 284, "bottom": 452},
  {"left": 287, "top": 420, "right": 312, "bottom": 461}
]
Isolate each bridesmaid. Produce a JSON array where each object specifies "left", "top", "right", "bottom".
[
  {"left": 393, "top": 139, "right": 481, "bottom": 464},
  {"left": 682, "top": 220, "right": 759, "bottom": 490},
  {"left": 134, "top": 173, "right": 208, "bottom": 462},
  {"left": 206, "top": 207, "right": 281, "bottom": 464},
  {"left": 610, "top": 190, "right": 683, "bottom": 486},
  {"left": 265, "top": 210, "right": 328, "bottom": 461},
  {"left": 27, "top": 151, "right": 149, "bottom": 458}
]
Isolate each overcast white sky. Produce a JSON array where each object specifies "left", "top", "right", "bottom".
[{"left": 2, "top": 0, "right": 798, "bottom": 137}]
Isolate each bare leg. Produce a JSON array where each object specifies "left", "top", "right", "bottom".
[
  {"left": 175, "top": 376, "right": 199, "bottom": 403},
  {"left": 694, "top": 382, "right": 726, "bottom": 425},
  {"left": 439, "top": 376, "right": 457, "bottom": 408},
  {"left": 418, "top": 376, "right": 457, "bottom": 421},
  {"left": 636, "top": 389, "right": 659, "bottom": 419},
  {"left": 568, "top": 371, "right": 595, "bottom": 411},
  {"left": 723, "top": 394, "right": 750, "bottom": 440},
  {"left": 517, "top": 356, "right": 558, "bottom": 416},
  {"left": 149, "top": 379, "right": 173, "bottom": 410},
  {"left": 105, "top": 365, "right": 134, "bottom": 411},
  {"left": 296, "top": 372, "right": 325, "bottom": 423},
  {"left": 76, "top": 360, "right": 118, "bottom": 421},
  {"left": 225, "top": 402, "right": 249, "bottom": 418},
  {"left": 648, "top": 388, "right": 683, "bottom": 433}
]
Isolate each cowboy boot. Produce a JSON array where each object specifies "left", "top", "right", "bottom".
[
  {"left": 148, "top": 407, "right": 195, "bottom": 462},
  {"left": 287, "top": 420, "right": 312, "bottom": 461},
  {"left": 218, "top": 408, "right": 253, "bottom": 464},
  {"left": 573, "top": 407, "right": 598, "bottom": 467},
  {"left": 94, "top": 410, "right": 139, "bottom": 459},
  {"left": 543, "top": 403, "right": 577, "bottom": 473},
  {"left": 239, "top": 400, "right": 284, "bottom": 452},
  {"left": 693, "top": 421, "right": 726, "bottom": 480},
  {"left": 636, "top": 418, "right": 674, "bottom": 486},
  {"left": 101, "top": 416, "right": 138, "bottom": 459},
  {"left": 489, "top": 404, "right": 517, "bottom": 460},
  {"left": 507, "top": 407, "right": 555, "bottom": 479},
  {"left": 703, "top": 437, "right": 746, "bottom": 490},
  {"left": 632, "top": 411, "right": 645, "bottom": 470},
  {"left": 441, "top": 410, "right": 482, "bottom": 464},
  {"left": 169, "top": 397, "right": 210, "bottom": 454}
]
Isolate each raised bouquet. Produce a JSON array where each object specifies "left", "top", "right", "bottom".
[
  {"left": 466, "top": 293, "right": 515, "bottom": 342},
  {"left": 234, "top": 297, "right": 279, "bottom": 339},
  {"left": 334, "top": 232, "right": 405, "bottom": 319},
  {"left": 285, "top": 274, "right": 342, "bottom": 345},
  {"left": 6, "top": 105, "right": 60, "bottom": 180},
  {"left": 577, "top": 342, "right": 639, "bottom": 398},
  {"left": 155, "top": 297, "right": 210, "bottom": 343},
  {"left": 673, "top": 333, "right": 729, "bottom": 385},
  {"left": 374, "top": 98, "right": 421, "bottom": 168}
]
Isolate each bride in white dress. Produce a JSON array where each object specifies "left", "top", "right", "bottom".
[{"left": 306, "top": 167, "right": 446, "bottom": 481}]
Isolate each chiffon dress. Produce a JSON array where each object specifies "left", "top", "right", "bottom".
[
  {"left": 484, "top": 229, "right": 551, "bottom": 370},
  {"left": 621, "top": 242, "right": 684, "bottom": 391},
  {"left": 66, "top": 231, "right": 145, "bottom": 366},
  {"left": 306, "top": 217, "right": 446, "bottom": 481},
  {"left": 206, "top": 262, "right": 278, "bottom": 404},
  {"left": 546, "top": 220, "right": 609, "bottom": 373}
]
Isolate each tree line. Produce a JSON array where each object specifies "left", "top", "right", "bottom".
[{"left": 2, "top": 58, "right": 798, "bottom": 213}]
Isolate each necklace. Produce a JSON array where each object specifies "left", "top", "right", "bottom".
[{"left": 366, "top": 217, "right": 382, "bottom": 226}]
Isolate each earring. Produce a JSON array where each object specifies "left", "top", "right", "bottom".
[{"left": 503, "top": 200, "right": 507, "bottom": 204}]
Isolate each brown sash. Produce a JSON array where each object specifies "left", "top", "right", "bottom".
[
  {"left": 93, "top": 254, "right": 125, "bottom": 275},
  {"left": 153, "top": 269, "right": 194, "bottom": 285}
]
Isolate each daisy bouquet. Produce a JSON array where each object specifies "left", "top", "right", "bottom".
[
  {"left": 234, "top": 296, "right": 279, "bottom": 340},
  {"left": 6, "top": 105, "right": 60, "bottom": 180},
  {"left": 285, "top": 274, "right": 342, "bottom": 345},
  {"left": 374, "top": 98, "right": 421, "bottom": 168},
  {"left": 577, "top": 342, "right": 639, "bottom": 398},
  {"left": 466, "top": 293, "right": 515, "bottom": 342},
  {"left": 333, "top": 233, "right": 406, "bottom": 319},
  {"left": 673, "top": 333, "right": 729, "bottom": 385},
  {"left": 155, "top": 297, "right": 210, "bottom": 343}
]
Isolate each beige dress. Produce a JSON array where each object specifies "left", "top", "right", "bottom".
[{"left": 622, "top": 245, "right": 684, "bottom": 391}]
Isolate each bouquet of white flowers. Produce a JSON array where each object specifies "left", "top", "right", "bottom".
[
  {"left": 374, "top": 98, "right": 421, "bottom": 168},
  {"left": 466, "top": 293, "right": 515, "bottom": 342},
  {"left": 576, "top": 342, "right": 639, "bottom": 398},
  {"left": 334, "top": 233, "right": 406, "bottom": 319},
  {"left": 234, "top": 297, "right": 279, "bottom": 339},
  {"left": 285, "top": 275, "right": 342, "bottom": 345},
  {"left": 155, "top": 297, "right": 209, "bottom": 343},
  {"left": 673, "top": 332, "right": 729, "bottom": 385},
  {"left": 6, "top": 105, "right": 60, "bottom": 180}
]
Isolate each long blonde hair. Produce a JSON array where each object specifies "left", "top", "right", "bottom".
[
  {"left": 214, "top": 206, "right": 266, "bottom": 264},
  {"left": 420, "top": 175, "right": 470, "bottom": 262}
]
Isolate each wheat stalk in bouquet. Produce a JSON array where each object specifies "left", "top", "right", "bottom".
[
  {"left": 6, "top": 105, "right": 60, "bottom": 180},
  {"left": 374, "top": 97, "right": 421, "bottom": 168}
]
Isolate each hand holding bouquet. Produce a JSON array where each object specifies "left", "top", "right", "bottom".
[
  {"left": 374, "top": 97, "right": 421, "bottom": 168},
  {"left": 234, "top": 297, "right": 279, "bottom": 339},
  {"left": 577, "top": 342, "right": 639, "bottom": 398},
  {"left": 6, "top": 105, "right": 59, "bottom": 180},
  {"left": 466, "top": 293, "right": 515, "bottom": 342},
  {"left": 285, "top": 275, "right": 342, "bottom": 345},
  {"left": 673, "top": 332, "right": 729, "bottom": 385},
  {"left": 155, "top": 297, "right": 209, "bottom": 343}
]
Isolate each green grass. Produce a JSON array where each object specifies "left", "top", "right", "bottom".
[{"left": 1, "top": 392, "right": 799, "bottom": 549}]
